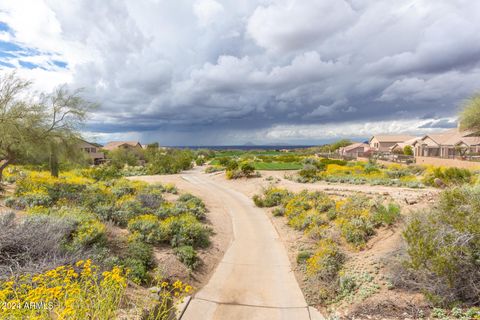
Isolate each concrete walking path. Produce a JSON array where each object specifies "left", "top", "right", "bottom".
[{"left": 179, "top": 172, "right": 322, "bottom": 320}]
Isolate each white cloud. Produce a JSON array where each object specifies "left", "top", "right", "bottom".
[
  {"left": 247, "top": 0, "right": 357, "bottom": 52},
  {"left": 0, "top": 0, "right": 479, "bottom": 144},
  {"left": 193, "top": 0, "right": 224, "bottom": 27}
]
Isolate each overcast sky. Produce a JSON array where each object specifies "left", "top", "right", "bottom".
[{"left": 1, "top": 0, "right": 480, "bottom": 145}]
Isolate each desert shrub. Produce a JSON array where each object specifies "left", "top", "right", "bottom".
[
  {"left": 338, "top": 216, "right": 375, "bottom": 247},
  {"left": 363, "top": 163, "right": 380, "bottom": 174},
  {"left": 225, "top": 169, "right": 243, "bottom": 179},
  {"left": 306, "top": 239, "right": 345, "bottom": 280},
  {"left": 400, "top": 186, "right": 480, "bottom": 306},
  {"left": 136, "top": 189, "right": 164, "bottom": 210},
  {"left": 71, "top": 219, "right": 107, "bottom": 249},
  {"left": 128, "top": 215, "right": 165, "bottom": 244},
  {"left": 0, "top": 260, "right": 127, "bottom": 319},
  {"left": 112, "top": 198, "right": 146, "bottom": 227},
  {"left": 161, "top": 183, "right": 176, "bottom": 194},
  {"left": 123, "top": 234, "right": 154, "bottom": 283},
  {"left": 205, "top": 166, "right": 224, "bottom": 173},
  {"left": 240, "top": 162, "right": 255, "bottom": 177},
  {"left": 4, "top": 192, "right": 52, "bottom": 210},
  {"left": 423, "top": 167, "right": 472, "bottom": 187},
  {"left": 121, "top": 165, "right": 148, "bottom": 177},
  {"left": 272, "top": 207, "right": 285, "bottom": 217},
  {"left": 299, "top": 164, "right": 319, "bottom": 181},
  {"left": 217, "top": 157, "right": 231, "bottom": 166},
  {"left": 145, "top": 148, "right": 194, "bottom": 174},
  {"left": 79, "top": 184, "right": 114, "bottom": 210},
  {"left": 372, "top": 203, "right": 400, "bottom": 226},
  {"left": 320, "top": 158, "right": 347, "bottom": 166},
  {"left": 176, "top": 193, "right": 207, "bottom": 220},
  {"left": 161, "top": 214, "right": 211, "bottom": 248},
  {"left": 335, "top": 197, "right": 378, "bottom": 247},
  {"left": 0, "top": 212, "right": 81, "bottom": 277},
  {"left": 174, "top": 245, "right": 199, "bottom": 270},
  {"left": 110, "top": 178, "right": 143, "bottom": 197},
  {"left": 154, "top": 202, "right": 177, "bottom": 219},
  {"left": 253, "top": 187, "right": 292, "bottom": 207},
  {"left": 195, "top": 157, "right": 206, "bottom": 166},
  {"left": 297, "top": 250, "right": 313, "bottom": 264},
  {"left": 82, "top": 165, "right": 122, "bottom": 181}
]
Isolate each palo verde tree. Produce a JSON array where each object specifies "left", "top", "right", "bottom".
[
  {"left": 39, "top": 86, "right": 95, "bottom": 177},
  {"left": 459, "top": 93, "right": 480, "bottom": 132},
  {"left": 0, "top": 72, "right": 94, "bottom": 181}
]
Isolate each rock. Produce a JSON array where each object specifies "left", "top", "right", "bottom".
[
  {"left": 404, "top": 197, "right": 418, "bottom": 205},
  {"left": 434, "top": 177, "right": 447, "bottom": 188}
]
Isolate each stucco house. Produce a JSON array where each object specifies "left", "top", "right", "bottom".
[
  {"left": 338, "top": 142, "right": 370, "bottom": 157},
  {"left": 369, "top": 135, "right": 415, "bottom": 152},
  {"left": 390, "top": 137, "right": 420, "bottom": 154},
  {"left": 78, "top": 140, "right": 105, "bottom": 164},
  {"left": 103, "top": 141, "right": 143, "bottom": 151},
  {"left": 412, "top": 128, "right": 480, "bottom": 158}
]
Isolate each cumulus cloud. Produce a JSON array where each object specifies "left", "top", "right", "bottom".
[
  {"left": 193, "top": 0, "right": 224, "bottom": 26},
  {"left": 0, "top": 0, "right": 480, "bottom": 145}
]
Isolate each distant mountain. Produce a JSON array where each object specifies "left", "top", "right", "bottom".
[{"left": 243, "top": 141, "right": 257, "bottom": 146}]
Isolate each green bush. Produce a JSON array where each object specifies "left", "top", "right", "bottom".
[
  {"left": 252, "top": 187, "right": 292, "bottom": 207},
  {"left": 162, "top": 214, "right": 211, "bottom": 248},
  {"left": 136, "top": 190, "right": 164, "bottom": 210},
  {"left": 400, "top": 186, "right": 480, "bottom": 306},
  {"left": 306, "top": 239, "right": 345, "bottom": 281},
  {"left": 403, "top": 145, "right": 413, "bottom": 156},
  {"left": 299, "top": 164, "right": 319, "bottom": 181},
  {"left": 296, "top": 250, "right": 312, "bottom": 264},
  {"left": 145, "top": 149, "right": 194, "bottom": 174},
  {"left": 320, "top": 158, "right": 347, "bottom": 166},
  {"left": 82, "top": 165, "right": 122, "bottom": 181},
  {"left": 240, "top": 162, "right": 255, "bottom": 177},
  {"left": 174, "top": 245, "right": 199, "bottom": 270},
  {"left": 112, "top": 200, "right": 146, "bottom": 226},
  {"left": 372, "top": 203, "right": 400, "bottom": 226},
  {"left": 123, "top": 235, "right": 154, "bottom": 284},
  {"left": 176, "top": 193, "right": 207, "bottom": 220},
  {"left": 423, "top": 167, "right": 472, "bottom": 186},
  {"left": 127, "top": 215, "right": 165, "bottom": 244}
]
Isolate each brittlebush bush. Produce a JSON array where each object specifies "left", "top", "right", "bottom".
[
  {"left": 305, "top": 239, "right": 345, "bottom": 302},
  {"left": 0, "top": 260, "right": 127, "bottom": 319},
  {"left": 422, "top": 166, "right": 473, "bottom": 187},
  {"left": 399, "top": 186, "right": 480, "bottom": 306},
  {"left": 252, "top": 187, "right": 292, "bottom": 207}
]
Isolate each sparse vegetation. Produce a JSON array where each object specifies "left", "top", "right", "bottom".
[
  {"left": 397, "top": 186, "right": 480, "bottom": 307},
  {"left": 253, "top": 188, "right": 401, "bottom": 303},
  {"left": 1, "top": 166, "right": 210, "bottom": 294}
]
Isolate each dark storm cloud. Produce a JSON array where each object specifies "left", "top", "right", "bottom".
[{"left": 2, "top": 0, "right": 480, "bottom": 144}]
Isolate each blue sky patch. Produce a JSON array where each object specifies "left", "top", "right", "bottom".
[
  {"left": 19, "top": 60, "right": 39, "bottom": 69},
  {"left": 0, "top": 21, "right": 12, "bottom": 33},
  {"left": 0, "top": 40, "right": 22, "bottom": 52},
  {"left": 0, "top": 61, "right": 14, "bottom": 68},
  {"left": 52, "top": 60, "right": 68, "bottom": 68}
]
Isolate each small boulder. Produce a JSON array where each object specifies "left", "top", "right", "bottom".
[{"left": 434, "top": 178, "right": 447, "bottom": 188}]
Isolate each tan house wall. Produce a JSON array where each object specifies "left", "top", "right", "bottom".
[
  {"left": 369, "top": 138, "right": 397, "bottom": 152},
  {"left": 415, "top": 156, "right": 480, "bottom": 169},
  {"left": 342, "top": 146, "right": 367, "bottom": 157}
]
